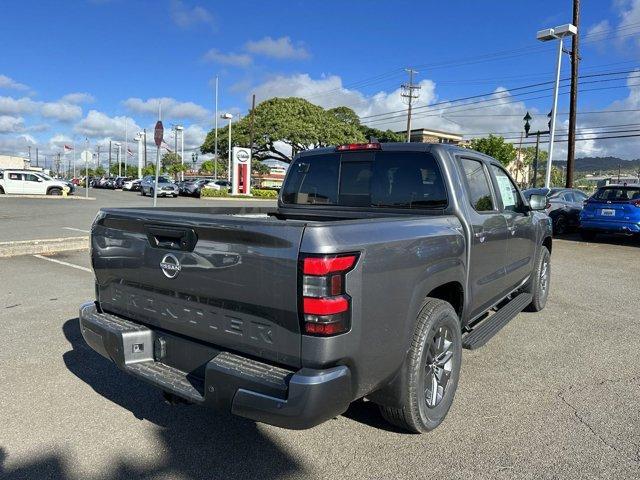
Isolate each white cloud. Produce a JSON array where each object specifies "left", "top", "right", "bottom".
[
  {"left": 251, "top": 73, "right": 439, "bottom": 127},
  {"left": 41, "top": 102, "right": 83, "bottom": 122},
  {"left": 123, "top": 97, "right": 209, "bottom": 120},
  {"left": 170, "top": 0, "right": 214, "bottom": 29},
  {"left": 74, "top": 110, "right": 140, "bottom": 139},
  {"left": 0, "top": 74, "right": 29, "bottom": 91},
  {"left": 202, "top": 48, "right": 252, "bottom": 67},
  {"left": 0, "top": 95, "right": 82, "bottom": 121},
  {"left": 245, "top": 36, "right": 310, "bottom": 60},
  {"left": 587, "top": 19, "right": 611, "bottom": 38},
  {"left": 0, "top": 115, "right": 25, "bottom": 133},
  {"left": 0, "top": 96, "right": 38, "bottom": 116},
  {"left": 61, "top": 92, "right": 95, "bottom": 104}
]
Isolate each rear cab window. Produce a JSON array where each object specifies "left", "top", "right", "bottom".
[
  {"left": 594, "top": 186, "right": 640, "bottom": 202},
  {"left": 281, "top": 151, "right": 448, "bottom": 209}
]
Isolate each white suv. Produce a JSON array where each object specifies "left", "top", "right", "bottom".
[{"left": 0, "top": 169, "right": 71, "bottom": 195}]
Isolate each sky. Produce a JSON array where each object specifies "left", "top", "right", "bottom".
[{"left": 2, "top": 0, "right": 640, "bottom": 168}]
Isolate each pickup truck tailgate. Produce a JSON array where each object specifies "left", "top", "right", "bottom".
[{"left": 92, "top": 208, "right": 304, "bottom": 368}]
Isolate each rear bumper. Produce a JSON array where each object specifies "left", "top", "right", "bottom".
[
  {"left": 579, "top": 218, "right": 640, "bottom": 234},
  {"left": 79, "top": 302, "right": 352, "bottom": 429}
]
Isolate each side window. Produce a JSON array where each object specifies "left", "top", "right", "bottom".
[
  {"left": 8, "top": 172, "right": 23, "bottom": 181},
  {"left": 490, "top": 165, "right": 523, "bottom": 213},
  {"left": 574, "top": 191, "right": 587, "bottom": 202},
  {"left": 26, "top": 174, "right": 40, "bottom": 182},
  {"left": 460, "top": 158, "right": 494, "bottom": 212}
]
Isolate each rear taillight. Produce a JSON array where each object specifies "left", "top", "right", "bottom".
[{"left": 300, "top": 253, "right": 358, "bottom": 336}]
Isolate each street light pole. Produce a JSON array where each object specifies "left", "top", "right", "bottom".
[
  {"left": 221, "top": 113, "right": 233, "bottom": 182},
  {"left": 214, "top": 75, "right": 219, "bottom": 179},
  {"left": 537, "top": 23, "right": 577, "bottom": 189},
  {"left": 545, "top": 37, "right": 564, "bottom": 189}
]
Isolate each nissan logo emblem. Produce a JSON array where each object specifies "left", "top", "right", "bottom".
[
  {"left": 160, "top": 253, "right": 181, "bottom": 279},
  {"left": 237, "top": 149, "right": 250, "bottom": 163}
]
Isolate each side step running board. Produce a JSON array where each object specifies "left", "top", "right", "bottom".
[{"left": 462, "top": 293, "right": 532, "bottom": 350}]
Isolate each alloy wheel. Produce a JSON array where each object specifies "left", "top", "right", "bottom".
[{"left": 424, "top": 325, "right": 454, "bottom": 408}]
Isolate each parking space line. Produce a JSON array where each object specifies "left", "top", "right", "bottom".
[
  {"left": 33, "top": 254, "right": 92, "bottom": 273},
  {"left": 62, "top": 227, "right": 90, "bottom": 233}
]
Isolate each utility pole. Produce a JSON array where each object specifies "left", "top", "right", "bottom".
[
  {"left": 96, "top": 145, "right": 101, "bottom": 171},
  {"left": 27, "top": 146, "right": 31, "bottom": 165},
  {"left": 35, "top": 148, "right": 39, "bottom": 167},
  {"left": 249, "top": 93, "right": 256, "bottom": 155},
  {"left": 566, "top": 0, "right": 580, "bottom": 188},
  {"left": 108, "top": 140, "right": 112, "bottom": 175},
  {"left": 401, "top": 68, "right": 420, "bottom": 142}
]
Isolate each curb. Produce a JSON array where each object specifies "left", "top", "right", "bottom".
[
  {"left": 0, "top": 236, "right": 90, "bottom": 258},
  {"left": 0, "top": 194, "right": 96, "bottom": 200}
]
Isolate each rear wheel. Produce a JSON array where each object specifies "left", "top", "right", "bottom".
[
  {"left": 524, "top": 246, "right": 550, "bottom": 312},
  {"left": 379, "top": 298, "right": 462, "bottom": 433},
  {"left": 0, "top": 186, "right": 4, "bottom": 194},
  {"left": 141, "top": 189, "right": 146, "bottom": 196},
  {"left": 48, "top": 188, "right": 62, "bottom": 196},
  {"left": 580, "top": 230, "right": 597, "bottom": 241}
]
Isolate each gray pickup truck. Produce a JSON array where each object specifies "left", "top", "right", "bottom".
[{"left": 79, "top": 142, "right": 552, "bottom": 433}]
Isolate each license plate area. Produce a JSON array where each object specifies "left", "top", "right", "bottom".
[{"left": 601, "top": 208, "right": 616, "bottom": 217}]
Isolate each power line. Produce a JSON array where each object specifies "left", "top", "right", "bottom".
[{"left": 360, "top": 68, "right": 640, "bottom": 123}]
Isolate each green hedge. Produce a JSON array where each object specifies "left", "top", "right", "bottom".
[
  {"left": 251, "top": 188, "right": 278, "bottom": 198},
  {"left": 200, "top": 188, "right": 279, "bottom": 199},
  {"left": 200, "top": 188, "right": 228, "bottom": 197}
]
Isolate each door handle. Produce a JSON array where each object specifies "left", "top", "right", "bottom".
[{"left": 145, "top": 225, "right": 198, "bottom": 251}]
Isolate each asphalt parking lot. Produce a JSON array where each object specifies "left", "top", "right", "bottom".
[
  {"left": 0, "top": 234, "right": 638, "bottom": 480},
  {"left": 0, "top": 189, "right": 276, "bottom": 242}
]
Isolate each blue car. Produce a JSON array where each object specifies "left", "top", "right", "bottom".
[{"left": 579, "top": 184, "right": 640, "bottom": 240}]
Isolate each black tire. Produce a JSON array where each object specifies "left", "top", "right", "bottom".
[
  {"left": 524, "top": 246, "right": 550, "bottom": 312},
  {"left": 379, "top": 298, "right": 462, "bottom": 433},
  {"left": 0, "top": 186, "right": 4, "bottom": 194},
  {"left": 553, "top": 214, "right": 568, "bottom": 236},
  {"left": 141, "top": 189, "right": 146, "bottom": 196},
  {"left": 48, "top": 188, "right": 62, "bottom": 196},
  {"left": 580, "top": 230, "right": 597, "bottom": 241}
]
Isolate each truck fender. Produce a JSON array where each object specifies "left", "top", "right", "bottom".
[{"left": 367, "top": 260, "right": 465, "bottom": 408}]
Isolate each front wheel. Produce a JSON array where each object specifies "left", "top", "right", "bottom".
[
  {"left": 553, "top": 214, "right": 568, "bottom": 236},
  {"left": 524, "top": 245, "right": 550, "bottom": 312},
  {"left": 48, "top": 188, "right": 62, "bottom": 196},
  {"left": 379, "top": 298, "right": 462, "bottom": 433}
]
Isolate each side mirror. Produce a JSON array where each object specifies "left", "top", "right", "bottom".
[
  {"left": 38, "top": 178, "right": 44, "bottom": 182},
  {"left": 529, "top": 194, "right": 547, "bottom": 211}
]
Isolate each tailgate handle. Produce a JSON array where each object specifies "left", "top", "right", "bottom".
[{"left": 146, "top": 226, "right": 197, "bottom": 251}]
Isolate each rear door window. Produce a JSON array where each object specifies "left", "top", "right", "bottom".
[{"left": 460, "top": 158, "right": 494, "bottom": 212}]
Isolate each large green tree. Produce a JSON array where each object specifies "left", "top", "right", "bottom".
[
  {"left": 202, "top": 98, "right": 366, "bottom": 163},
  {"left": 468, "top": 135, "right": 517, "bottom": 167},
  {"left": 326, "top": 106, "right": 404, "bottom": 142}
]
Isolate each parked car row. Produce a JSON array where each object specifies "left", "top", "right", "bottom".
[
  {"left": 523, "top": 185, "right": 640, "bottom": 240},
  {"left": 176, "top": 178, "right": 231, "bottom": 197}
]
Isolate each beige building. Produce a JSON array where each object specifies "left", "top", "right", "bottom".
[
  {"left": 399, "top": 128, "right": 463, "bottom": 145},
  {"left": 0, "top": 154, "right": 30, "bottom": 170},
  {"left": 506, "top": 152, "right": 531, "bottom": 187}
]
